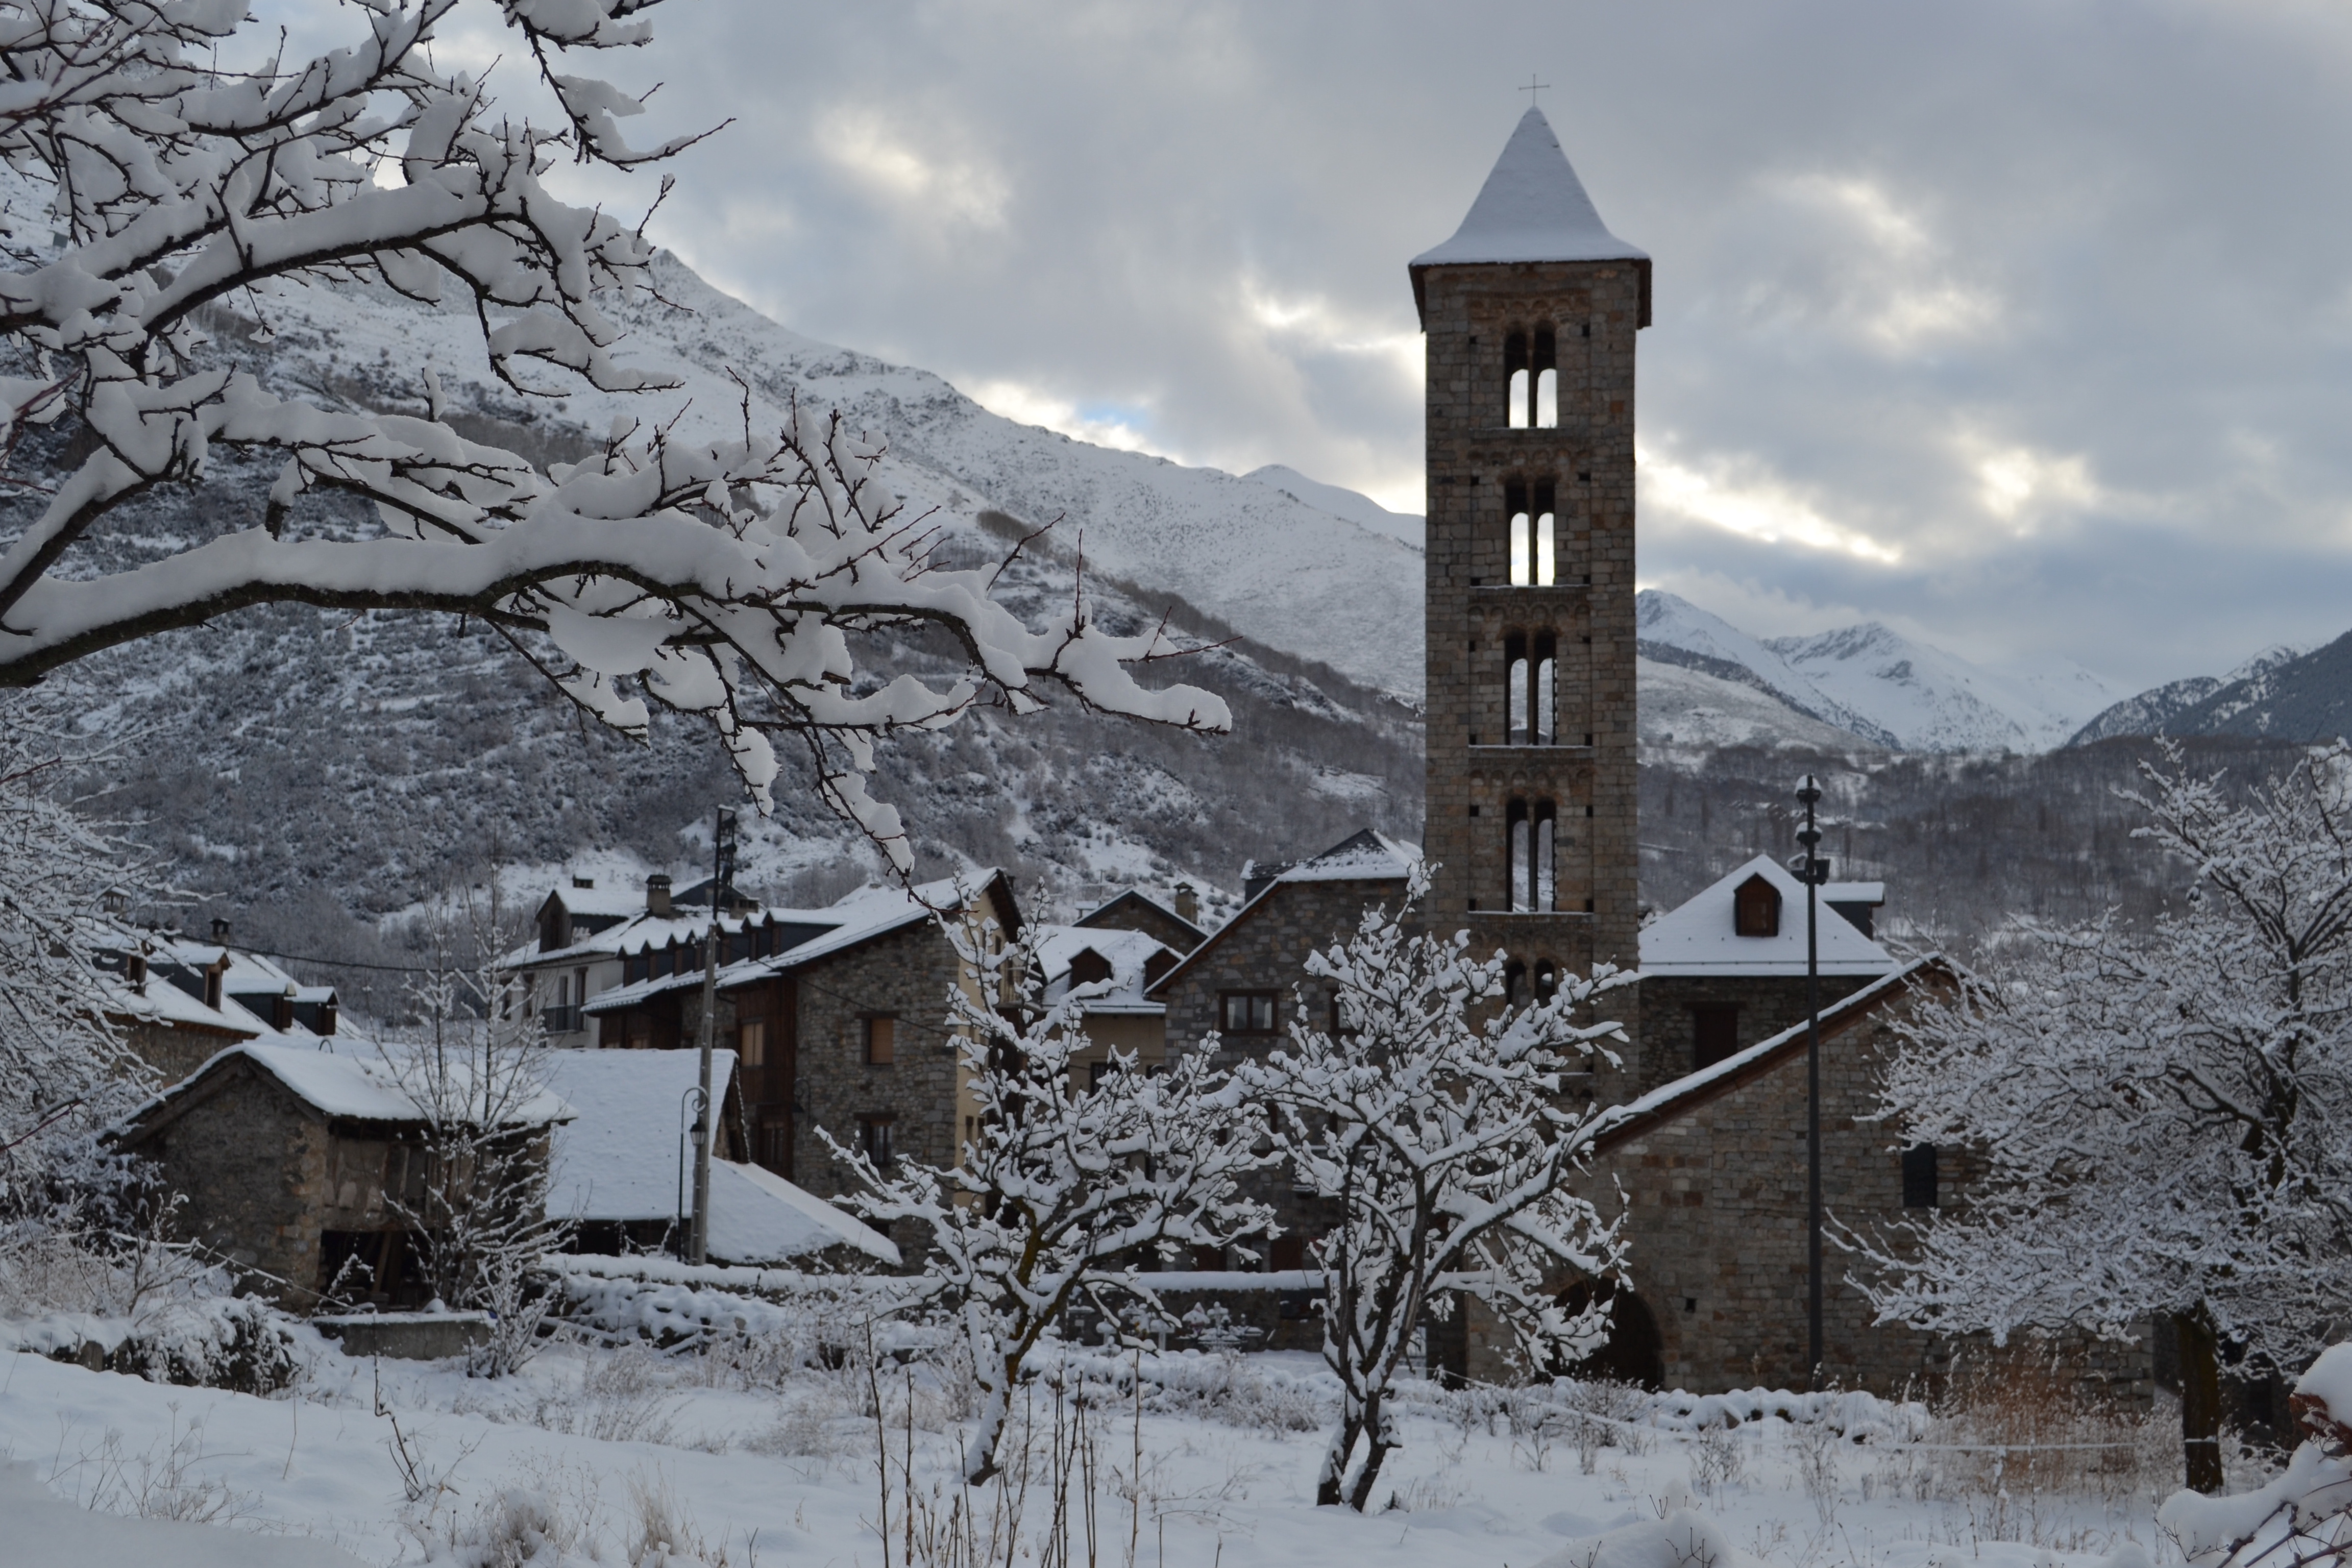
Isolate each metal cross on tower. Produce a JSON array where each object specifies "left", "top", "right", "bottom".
[{"left": 1521, "top": 75, "right": 1551, "bottom": 105}]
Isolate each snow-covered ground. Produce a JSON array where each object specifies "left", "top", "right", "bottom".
[{"left": 0, "top": 1338, "right": 2206, "bottom": 1568}]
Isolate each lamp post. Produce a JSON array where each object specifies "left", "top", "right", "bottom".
[
  {"left": 689, "top": 807, "right": 737, "bottom": 1266},
  {"left": 1791, "top": 775, "right": 1828, "bottom": 1390}
]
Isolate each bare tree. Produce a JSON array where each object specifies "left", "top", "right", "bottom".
[
  {"left": 378, "top": 891, "right": 568, "bottom": 1377},
  {"left": 827, "top": 909, "right": 1272, "bottom": 1485},
  {"left": 1237, "top": 864, "right": 1632, "bottom": 1511},
  {"left": 1853, "top": 741, "right": 2352, "bottom": 1491},
  {"left": 0, "top": 0, "right": 1227, "bottom": 868}
]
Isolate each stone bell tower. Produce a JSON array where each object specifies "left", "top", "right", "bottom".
[{"left": 1410, "top": 108, "right": 1648, "bottom": 1011}]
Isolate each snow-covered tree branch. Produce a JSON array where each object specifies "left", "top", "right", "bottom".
[
  {"left": 1236, "top": 863, "right": 1632, "bottom": 1511},
  {"left": 376, "top": 892, "right": 569, "bottom": 1377},
  {"left": 0, "top": 0, "right": 1229, "bottom": 868},
  {"left": 1851, "top": 741, "right": 2352, "bottom": 1491},
  {"left": 825, "top": 906, "right": 1272, "bottom": 1485},
  {"left": 0, "top": 699, "right": 150, "bottom": 1220}
]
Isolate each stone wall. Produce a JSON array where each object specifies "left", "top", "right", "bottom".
[
  {"left": 128, "top": 1061, "right": 327, "bottom": 1304},
  {"left": 780, "top": 920, "right": 965, "bottom": 1245},
  {"left": 1418, "top": 259, "right": 1643, "bottom": 1051},
  {"left": 1532, "top": 992, "right": 2149, "bottom": 1402},
  {"left": 1631, "top": 974, "right": 1878, "bottom": 1095}
]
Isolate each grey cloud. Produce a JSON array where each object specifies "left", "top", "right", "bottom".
[{"left": 514, "top": 0, "right": 2352, "bottom": 688}]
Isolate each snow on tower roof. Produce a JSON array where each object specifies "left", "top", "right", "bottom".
[
  {"left": 1410, "top": 108, "right": 1648, "bottom": 270},
  {"left": 1639, "top": 853, "right": 1897, "bottom": 977}
]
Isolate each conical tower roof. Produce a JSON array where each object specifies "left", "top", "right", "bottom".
[{"left": 1412, "top": 108, "right": 1647, "bottom": 268}]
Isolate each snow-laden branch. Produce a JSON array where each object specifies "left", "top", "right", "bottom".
[
  {"left": 1235, "top": 861, "right": 1632, "bottom": 1510},
  {"left": 0, "top": 1, "right": 1230, "bottom": 866},
  {"left": 1849, "top": 742, "right": 2352, "bottom": 1491},
  {"left": 824, "top": 901, "right": 1273, "bottom": 1484}
]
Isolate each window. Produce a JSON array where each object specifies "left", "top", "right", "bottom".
[
  {"left": 1505, "top": 327, "right": 1559, "bottom": 429},
  {"left": 859, "top": 1114, "right": 896, "bottom": 1166},
  {"left": 738, "top": 1018, "right": 766, "bottom": 1068},
  {"left": 623, "top": 950, "right": 648, "bottom": 985},
  {"left": 1692, "top": 1003, "right": 1741, "bottom": 1070},
  {"left": 1505, "top": 631, "right": 1557, "bottom": 744},
  {"left": 1219, "top": 991, "right": 1278, "bottom": 1034},
  {"left": 1533, "top": 960, "right": 1558, "bottom": 1002},
  {"left": 1507, "top": 799, "right": 1557, "bottom": 913},
  {"left": 864, "top": 1016, "right": 895, "bottom": 1066},
  {"left": 1088, "top": 1059, "right": 1121, "bottom": 1090},
  {"left": 1902, "top": 1143, "right": 1939, "bottom": 1209},
  {"left": 1504, "top": 960, "right": 1527, "bottom": 1004},
  {"left": 1533, "top": 327, "right": 1557, "bottom": 429},
  {"left": 1504, "top": 479, "right": 1557, "bottom": 587},
  {"left": 1733, "top": 875, "right": 1782, "bottom": 938}
]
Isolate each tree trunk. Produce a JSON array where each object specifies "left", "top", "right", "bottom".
[
  {"left": 1316, "top": 1406, "right": 1362, "bottom": 1508},
  {"left": 2177, "top": 1308, "right": 2225, "bottom": 1494},
  {"left": 1341, "top": 1388, "right": 1395, "bottom": 1511}
]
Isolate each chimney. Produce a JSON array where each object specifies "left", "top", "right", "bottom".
[
  {"left": 1174, "top": 883, "right": 1199, "bottom": 926},
  {"left": 210, "top": 917, "right": 231, "bottom": 945},
  {"left": 646, "top": 874, "right": 674, "bottom": 917}
]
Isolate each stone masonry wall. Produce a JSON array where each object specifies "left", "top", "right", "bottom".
[
  {"left": 138, "top": 1064, "right": 327, "bottom": 1304},
  {"left": 783, "top": 920, "right": 965, "bottom": 1234},
  {"left": 1547, "top": 1002, "right": 2148, "bottom": 1401},
  {"left": 1419, "top": 260, "right": 1642, "bottom": 1057},
  {"left": 1162, "top": 876, "right": 1407, "bottom": 1249},
  {"left": 1631, "top": 974, "right": 1877, "bottom": 1096}
]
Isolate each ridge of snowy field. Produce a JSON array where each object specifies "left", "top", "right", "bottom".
[{"left": 0, "top": 1338, "right": 2195, "bottom": 1568}]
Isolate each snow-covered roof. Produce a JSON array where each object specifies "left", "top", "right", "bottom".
[
  {"left": 1596, "top": 958, "right": 1955, "bottom": 1152},
  {"left": 538, "top": 1047, "right": 896, "bottom": 1266},
  {"left": 581, "top": 873, "right": 1014, "bottom": 1016},
  {"left": 542, "top": 1047, "right": 737, "bottom": 1222},
  {"left": 707, "top": 1160, "right": 900, "bottom": 1268},
  {"left": 1243, "top": 829, "right": 1420, "bottom": 896},
  {"left": 137, "top": 1042, "right": 573, "bottom": 1127},
  {"left": 1410, "top": 109, "right": 1649, "bottom": 270},
  {"left": 1034, "top": 924, "right": 1173, "bottom": 1017},
  {"left": 1638, "top": 854, "right": 1897, "bottom": 977},
  {"left": 541, "top": 883, "right": 647, "bottom": 921},
  {"left": 105, "top": 934, "right": 353, "bottom": 1049}
]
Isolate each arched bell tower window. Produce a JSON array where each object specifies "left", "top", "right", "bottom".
[
  {"left": 1507, "top": 798, "right": 1557, "bottom": 913},
  {"left": 1504, "top": 631, "right": 1557, "bottom": 745},
  {"left": 1505, "top": 480, "right": 1557, "bottom": 587},
  {"left": 1533, "top": 959, "right": 1559, "bottom": 1002},
  {"left": 1504, "top": 328, "right": 1559, "bottom": 430},
  {"left": 1504, "top": 959, "right": 1527, "bottom": 1005}
]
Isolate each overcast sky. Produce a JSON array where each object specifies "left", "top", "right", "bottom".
[{"left": 475, "top": 1, "right": 2352, "bottom": 691}]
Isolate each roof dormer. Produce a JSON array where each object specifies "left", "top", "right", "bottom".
[{"left": 1733, "top": 875, "right": 1781, "bottom": 938}]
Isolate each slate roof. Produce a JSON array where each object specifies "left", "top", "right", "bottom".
[
  {"left": 1638, "top": 854, "right": 1899, "bottom": 978},
  {"left": 1411, "top": 108, "right": 1649, "bottom": 270}
]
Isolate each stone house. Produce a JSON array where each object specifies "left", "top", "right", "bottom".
[
  {"left": 1545, "top": 959, "right": 1968, "bottom": 1393},
  {"left": 538, "top": 1047, "right": 898, "bottom": 1270},
  {"left": 506, "top": 873, "right": 757, "bottom": 1047},
  {"left": 1147, "top": 828, "right": 1417, "bottom": 1273},
  {"left": 1629, "top": 853, "right": 1895, "bottom": 1097},
  {"left": 96, "top": 924, "right": 347, "bottom": 1084},
  {"left": 579, "top": 874, "right": 1020, "bottom": 1253},
  {"left": 114, "top": 1043, "right": 567, "bottom": 1310},
  {"left": 1073, "top": 888, "right": 1207, "bottom": 955},
  {"left": 1034, "top": 923, "right": 1181, "bottom": 1081}
]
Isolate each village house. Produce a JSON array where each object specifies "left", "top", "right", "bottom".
[
  {"left": 114, "top": 1043, "right": 568, "bottom": 1310},
  {"left": 1034, "top": 921, "right": 1182, "bottom": 1082},
  {"left": 95, "top": 922, "right": 348, "bottom": 1083},
  {"left": 1628, "top": 853, "right": 1896, "bottom": 1097}
]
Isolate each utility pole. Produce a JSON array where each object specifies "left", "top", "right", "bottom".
[
  {"left": 689, "top": 807, "right": 737, "bottom": 1266},
  {"left": 1793, "top": 775, "right": 1827, "bottom": 1389}
]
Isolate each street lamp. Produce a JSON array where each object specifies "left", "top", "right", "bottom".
[
  {"left": 1790, "top": 775, "right": 1829, "bottom": 1390},
  {"left": 689, "top": 808, "right": 738, "bottom": 1266}
]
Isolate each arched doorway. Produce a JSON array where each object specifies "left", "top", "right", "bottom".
[{"left": 1553, "top": 1279, "right": 1665, "bottom": 1389}]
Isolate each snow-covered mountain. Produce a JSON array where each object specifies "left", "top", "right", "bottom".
[
  {"left": 1241, "top": 465, "right": 1425, "bottom": 550},
  {"left": 2068, "top": 644, "right": 2307, "bottom": 745},
  {"left": 237, "top": 257, "right": 1427, "bottom": 702},
  {"left": 1636, "top": 591, "right": 2127, "bottom": 753}
]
